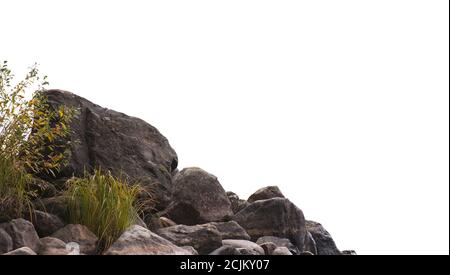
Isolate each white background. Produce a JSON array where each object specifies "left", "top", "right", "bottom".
[{"left": 1, "top": 0, "right": 448, "bottom": 255}]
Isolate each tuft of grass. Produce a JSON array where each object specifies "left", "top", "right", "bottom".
[
  {"left": 65, "top": 169, "right": 143, "bottom": 252},
  {"left": 0, "top": 157, "right": 32, "bottom": 222}
]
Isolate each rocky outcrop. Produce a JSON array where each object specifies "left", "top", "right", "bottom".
[
  {"left": 105, "top": 225, "right": 193, "bottom": 255},
  {"left": 247, "top": 186, "right": 285, "bottom": 203},
  {"left": 31, "top": 210, "right": 65, "bottom": 237},
  {"left": 41, "top": 90, "right": 178, "bottom": 211},
  {"left": 306, "top": 221, "right": 341, "bottom": 255},
  {"left": 51, "top": 224, "right": 98, "bottom": 255},
  {"left": 226, "top": 192, "right": 250, "bottom": 214},
  {"left": 233, "top": 198, "right": 307, "bottom": 251},
  {"left": 0, "top": 228, "right": 13, "bottom": 254},
  {"left": 207, "top": 221, "right": 250, "bottom": 240},
  {"left": 0, "top": 219, "right": 41, "bottom": 252},
  {"left": 156, "top": 224, "right": 222, "bottom": 254},
  {"left": 163, "top": 168, "right": 233, "bottom": 225},
  {"left": 38, "top": 237, "right": 70, "bottom": 255},
  {"left": 256, "top": 236, "right": 299, "bottom": 255}
]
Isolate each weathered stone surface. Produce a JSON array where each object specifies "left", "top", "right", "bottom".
[
  {"left": 273, "top": 247, "right": 293, "bottom": 255},
  {"left": 209, "top": 245, "right": 242, "bottom": 255},
  {"left": 341, "top": 250, "right": 357, "bottom": 255},
  {"left": 226, "top": 191, "right": 250, "bottom": 214},
  {"left": 256, "top": 236, "right": 299, "bottom": 255},
  {"left": 39, "top": 89, "right": 178, "bottom": 211},
  {"left": 38, "top": 237, "right": 69, "bottom": 255},
  {"left": 33, "top": 196, "right": 69, "bottom": 222},
  {"left": 104, "top": 225, "right": 193, "bottom": 255},
  {"left": 247, "top": 186, "right": 285, "bottom": 203},
  {"left": 259, "top": 242, "right": 277, "bottom": 255},
  {"left": 306, "top": 220, "right": 341, "bottom": 255},
  {"left": 207, "top": 221, "right": 250, "bottom": 240},
  {"left": 3, "top": 247, "right": 37, "bottom": 255},
  {"left": 164, "top": 168, "right": 233, "bottom": 225},
  {"left": 303, "top": 231, "right": 318, "bottom": 255},
  {"left": 181, "top": 246, "right": 199, "bottom": 255},
  {"left": 0, "top": 219, "right": 41, "bottom": 252},
  {"left": 28, "top": 178, "right": 58, "bottom": 199},
  {"left": 156, "top": 224, "right": 222, "bottom": 255},
  {"left": 31, "top": 210, "right": 65, "bottom": 237},
  {"left": 222, "top": 240, "right": 265, "bottom": 255},
  {"left": 0, "top": 228, "right": 13, "bottom": 254},
  {"left": 52, "top": 224, "right": 98, "bottom": 255},
  {"left": 233, "top": 198, "right": 307, "bottom": 251}
]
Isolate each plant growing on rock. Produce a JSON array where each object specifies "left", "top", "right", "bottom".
[
  {"left": 0, "top": 61, "right": 73, "bottom": 222},
  {"left": 65, "top": 169, "right": 144, "bottom": 252}
]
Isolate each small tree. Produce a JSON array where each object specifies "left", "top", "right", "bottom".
[{"left": 0, "top": 61, "right": 72, "bottom": 221}]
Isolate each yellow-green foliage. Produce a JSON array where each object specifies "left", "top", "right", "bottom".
[
  {"left": 0, "top": 61, "right": 72, "bottom": 221},
  {"left": 66, "top": 170, "right": 142, "bottom": 252}
]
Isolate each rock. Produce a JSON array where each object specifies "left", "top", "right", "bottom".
[
  {"left": 226, "top": 191, "right": 250, "bottom": 214},
  {"left": 272, "top": 247, "right": 293, "bottom": 255},
  {"left": 104, "top": 225, "right": 193, "bottom": 255},
  {"left": 133, "top": 216, "right": 148, "bottom": 229},
  {"left": 51, "top": 224, "right": 98, "bottom": 255},
  {"left": 0, "top": 219, "right": 41, "bottom": 252},
  {"left": 233, "top": 198, "right": 307, "bottom": 251},
  {"left": 33, "top": 196, "right": 69, "bottom": 222},
  {"left": 259, "top": 242, "right": 277, "bottom": 255},
  {"left": 0, "top": 228, "right": 13, "bottom": 254},
  {"left": 38, "top": 237, "right": 69, "bottom": 255},
  {"left": 156, "top": 224, "right": 222, "bottom": 255},
  {"left": 159, "top": 217, "right": 176, "bottom": 228},
  {"left": 28, "top": 178, "right": 58, "bottom": 199},
  {"left": 164, "top": 167, "right": 233, "bottom": 225},
  {"left": 222, "top": 240, "right": 265, "bottom": 255},
  {"left": 342, "top": 250, "right": 357, "bottom": 255},
  {"left": 303, "top": 231, "right": 318, "bottom": 255},
  {"left": 209, "top": 245, "right": 242, "bottom": 255},
  {"left": 181, "top": 246, "right": 199, "bottom": 255},
  {"left": 256, "top": 236, "right": 299, "bottom": 255},
  {"left": 306, "top": 221, "right": 341, "bottom": 255},
  {"left": 30, "top": 210, "right": 65, "bottom": 237},
  {"left": 3, "top": 247, "right": 37, "bottom": 255},
  {"left": 247, "top": 186, "right": 285, "bottom": 203},
  {"left": 207, "top": 221, "right": 250, "bottom": 240},
  {"left": 38, "top": 90, "right": 178, "bottom": 211},
  {"left": 300, "top": 251, "right": 314, "bottom": 255}
]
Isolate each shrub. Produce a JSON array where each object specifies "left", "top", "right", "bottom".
[
  {"left": 0, "top": 61, "right": 72, "bottom": 221},
  {"left": 65, "top": 169, "right": 143, "bottom": 252}
]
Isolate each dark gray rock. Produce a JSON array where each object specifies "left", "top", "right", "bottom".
[
  {"left": 0, "top": 219, "right": 41, "bottom": 252},
  {"left": 156, "top": 224, "right": 222, "bottom": 255},
  {"left": 226, "top": 191, "right": 250, "bottom": 214},
  {"left": 256, "top": 236, "right": 299, "bottom": 255},
  {"left": 303, "top": 231, "right": 318, "bottom": 255},
  {"left": 38, "top": 90, "right": 178, "bottom": 211},
  {"left": 3, "top": 247, "right": 37, "bottom": 255},
  {"left": 273, "top": 247, "right": 293, "bottom": 255},
  {"left": 51, "top": 224, "right": 98, "bottom": 255},
  {"left": 233, "top": 198, "right": 307, "bottom": 251},
  {"left": 306, "top": 220, "right": 341, "bottom": 255},
  {"left": 222, "top": 239, "right": 265, "bottom": 255},
  {"left": 247, "top": 186, "right": 285, "bottom": 203},
  {"left": 33, "top": 196, "right": 69, "bottom": 222},
  {"left": 0, "top": 228, "right": 13, "bottom": 254},
  {"left": 207, "top": 221, "right": 250, "bottom": 240},
  {"left": 163, "top": 168, "right": 233, "bottom": 225},
  {"left": 31, "top": 210, "right": 65, "bottom": 237},
  {"left": 259, "top": 242, "right": 277, "bottom": 255},
  {"left": 105, "top": 225, "right": 193, "bottom": 255}
]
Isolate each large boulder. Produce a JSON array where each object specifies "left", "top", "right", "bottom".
[
  {"left": 51, "top": 224, "right": 98, "bottom": 255},
  {"left": 163, "top": 167, "right": 233, "bottom": 225},
  {"left": 247, "top": 186, "right": 285, "bottom": 203},
  {"left": 39, "top": 90, "right": 178, "bottom": 211},
  {"left": 232, "top": 198, "right": 307, "bottom": 251},
  {"left": 306, "top": 221, "right": 341, "bottom": 255},
  {"left": 30, "top": 210, "right": 65, "bottom": 237},
  {"left": 156, "top": 224, "right": 222, "bottom": 255},
  {"left": 0, "top": 228, "right": 13, "bottom": 254},
  {"left": 38, "top": 237, "right": 70, "bottom": 255},
  {"left": 33, "top": 196, "right": 69, "bottom": 222},
  {"left": 104, "top": 225, "right": 193, "bottom": 255},
  {"left": 0, "top": 219, "right": 41, "bottom": 252}
]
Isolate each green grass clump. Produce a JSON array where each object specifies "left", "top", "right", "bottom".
[
  {"left": 66, "top": 170, "right": 142, "bottom": 252},
  {"left": 0, "top": 157, "right": 32, "bottom": 222}
]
